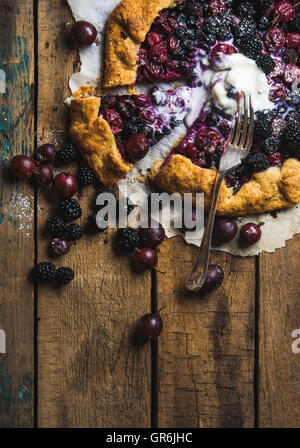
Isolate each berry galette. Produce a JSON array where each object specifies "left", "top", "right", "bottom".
[{"left": 70, "top": 0, "right": 300, "bottom": 215}]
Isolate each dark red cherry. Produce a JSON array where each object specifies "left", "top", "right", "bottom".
[
  {"left": 34, "top": 144, "right": 56, "bottom": 164},
  {"left": 133, "top": 94, "right": 151, "bottom": 108},
  {"left": 240, "top": 223, "right": 262, "bottom": 245},
  {"left": 32, "top": 164, "right": 53, "bottom": 186},
  {"left": 146, "top": 31, "right": 162, "bottom": 46},
  {"left": 273, "top": 1, "right": 296, "bottom": 23},
  {"left": 134, "top": 248, "right": 158, "bottom": 271},
  {"left": 209, "top": 0, "right": 226, "bottom": 15},
  {"left": 135, "top": 313, "right": 163, "bottom": 342},
  {"left": 195, "top": 128, "right": 221, "bottom": 152},
  {"left": 148, "top": 43, "right": 168, "bottom": 64},
  {"left": 125, "top": 133, "right": 150, "bottom": 162},
  {"left": 269, "top": 83, "right": 286, "bottom": 101},
  {"left": 286, "top": 32, "right": 300, "bottom": 49},
  {"left": 118, "top": 98, "right": 138, "bottom": 119},
  {"left": 10, "top": 155, "right": 36, "bottom": 179},
  {"left": 209, "top": 43, "right": 237, "bottom": 63},
  {"left": 166, "top": 36, "right": 179, "bottom": 52},
  {"left": 70, "top": 21, "right": 97, "bottom": 48},
  {"left": 52, "top": 173, "right": 78, "bottom": 199},
  {"left": 200, "top": 264, "right": 224, "bottom": 294},
  {"left": 284, "top": 63, "right": 300, "bottom": 84},
  {"left": 139, "top": 108, "right": 156, "bottom": 124},
  {"left": 102, "top": 109, "right": 124, "bottom": 136},
  {"left": 50, "top": 238, "right": 71, "bottom": 256},
  {"left": 264, "top": 27, "right": 286, "bottom": 52},
  {"left": 213, "top": 218, "right": 238, "bottom": 245},
  {"left": 139, "top": 225, "right": 165, "bottom": 248},
  {"left": 268, "top": 152, "right": 284, "bottom": 166}
]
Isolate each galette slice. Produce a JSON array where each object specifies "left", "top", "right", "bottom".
[{"left": 69, "top": 85, "right": 196, "bottom": 186}]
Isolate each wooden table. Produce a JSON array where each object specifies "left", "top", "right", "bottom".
[{"left": 1, "top": 0, "right": 300, "bottom": 429}]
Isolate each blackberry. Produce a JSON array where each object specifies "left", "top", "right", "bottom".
[
  {"left": 254, "top": 0, "right": 272, "bottom": 11},
  {"left": 256, "top": 15, "right": 270, "bottom": 31},
  {"left": 46, "top": 216, "right": 66, "bottom": 237},
  {"left": 59, "top": 198, "right": 82, "bottom": 222},
  {"left": 238, "top": 36, "right": 262, "bottom": 59},
  {"left": 253, "top": 118, "right": 272, "bottom": 142},
  {"left": 116, "top": 228, "right": 140, "bottom": 253},
  {"left": 262, "top": 136, "right": 280, "bottom": 154},
  {"left": 78, "top": 167, "right": 96, "bottom": 186},
  {"left": 282, "top": 48, "right": 298, "bottom": 64},
  {"left": 216, "top": 27, "right": 232, "bottom": 40},
  {"left": 282, "top": 123, "right": 300, "bottom": 150},
  {"left": 54, "top": 267, "right": 74, "bottom": 285},
  {"left": 204, "top": 34, "right": 217, "bottom": 46},
  {"left": 237, "top": 1, "right": 255, "bottom": 18},
  {"left": 56, "top": 142, "right": 78, "bottom": 165},
  {"left": 256, "top": 54, "right": 275, "bottom": 75},
  {"left": 286, "top": 110, "right": 300, "bottom": 124},
  {"left": 33, "top": 262, "right": 56, "bottom": 281},
  {"left": 243, "top": 150, "right": 270, "bottom": 173},
  {"left": 65, "top": 223, "right": 84, "bottom": 241},
  {"left": 232, "top": 18, "right": 256, "bottom": 38}
]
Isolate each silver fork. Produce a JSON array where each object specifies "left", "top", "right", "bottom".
[{"left": 186, "top": 92, "right": 254, "bottom": 293}]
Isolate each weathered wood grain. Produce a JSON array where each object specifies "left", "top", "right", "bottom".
[
  {"left": 258, "top": 236, "right": 300, "bottom": 428},
  {"left": 156, "top": 238, "right": 255, "bottom": 428},
  {"left": 0, "top": 0, "right": 35, "bottom": 428},
  {"left": 36, "top": 0, "right": 151, "bottom": 428}
]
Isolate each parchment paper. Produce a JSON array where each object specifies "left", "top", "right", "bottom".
[{"left": 66, "top": 0, "right": 300, "bottom": 256}]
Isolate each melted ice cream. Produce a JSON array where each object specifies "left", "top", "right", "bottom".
[{"left": 207, "top": 53, "right": 275, "bottom": 114}]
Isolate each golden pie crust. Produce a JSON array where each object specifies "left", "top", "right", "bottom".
[
  {"left": 103, "top": 0, "right": 182, "bottom": 87},
  {"left": 69, "top": 96, "right": 132, "bottom": 187},
  {"left": 150, "top": 155, "right": 300, "bottom": 216}
]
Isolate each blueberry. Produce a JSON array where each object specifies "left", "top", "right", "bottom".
[
  {"left": 174, "top": 28, "right": 186, "bottom": 40},
  {"left": 142, "top": 124, "right": 154, "bottom": 138},
  {"left": 173, "top": 47, "right": 185, "bottom": 60},
  {"left": 170, "top": 116, "right": 182, "bottom": 128},
  {"left": 162, "top": 126, "right": 171, "bottom": 135},
  {"left": 185, "top": 28, "right": 196, "bottom": 39},
  {"left": 227, "top": 86, "right": 239, "bottom": 99},
  {"left": 177, "top": 13, "right": 187, "bottom": 27},
  {"left": 187, "top": 16, "right": 196, "bottom": 27}
]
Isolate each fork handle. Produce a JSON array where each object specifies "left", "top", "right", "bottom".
[{"left": 186, "top": 172, "right": 225, "bottom": 292}]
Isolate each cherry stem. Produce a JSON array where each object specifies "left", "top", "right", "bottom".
[{"left": 158, "top": 305, "right": 167, "bottom": 314}]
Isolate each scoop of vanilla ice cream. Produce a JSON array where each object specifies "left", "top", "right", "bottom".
[{"left": 204, "top": 53, "right": 275, "bottom": 115}]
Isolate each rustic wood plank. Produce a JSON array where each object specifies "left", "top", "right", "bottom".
[
  {"left": 0, "top": 0, "right": 35, "bottom": 428},
  {"left": 259, "top": 236, "right": 300, "bottom": 428},
  {"left": 156, "top": 238, "right": 255, "bottom": 428},
  {"left": 36, "top": 0, "right": 151, "bottom": 427}
]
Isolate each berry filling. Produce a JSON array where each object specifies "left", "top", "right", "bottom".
[
  {"left": 99, "top": 85, "right": 195, "bottom": 163},
  {"left": 134, "top": 0, "right": 300, "bottom": 193}
]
